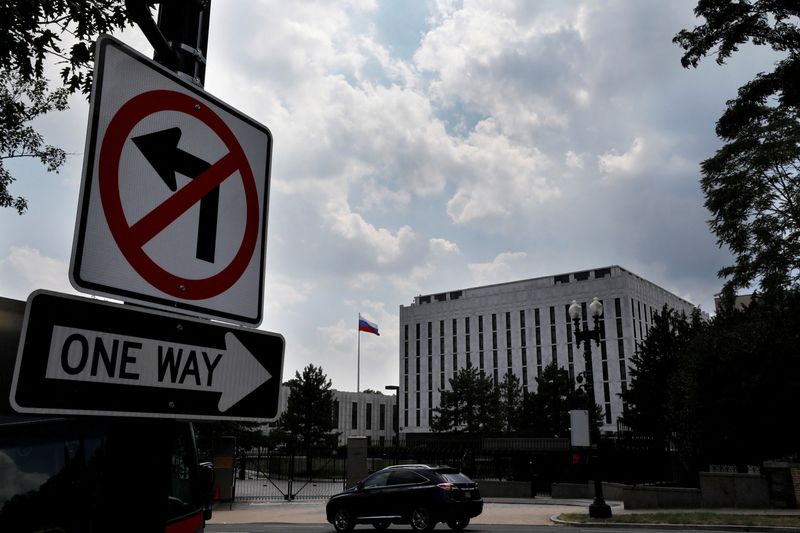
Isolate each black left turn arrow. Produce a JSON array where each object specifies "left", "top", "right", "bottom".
[{"left": 132, "top": 128, "right": 219, "bottom": 263}]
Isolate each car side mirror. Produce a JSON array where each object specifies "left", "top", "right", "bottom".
[{"left": 199, "top": 462, "right": 214, "bottom": 520}]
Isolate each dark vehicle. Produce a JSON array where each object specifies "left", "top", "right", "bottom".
[{"left": 326, "top": 464, "right": 483, "bottom": 532}]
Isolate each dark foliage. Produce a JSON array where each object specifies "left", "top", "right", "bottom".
[
  {"left": 0, "top": 1, "right": 130, "bottom": 213},
  {"left": 673, "top": 291, "right": 800, "bottom": 467},
  {"left": 431, "top": 367, "right": 502, "bottom": 434},
  {"left": 272, "top": 364, "right": 338, "bottom": 450},
  {"left": 621, "top": 305, "right": 704, "bottom": 444},
  {"left": 675, "top": 1, "right": 800, "bottom": 293}
]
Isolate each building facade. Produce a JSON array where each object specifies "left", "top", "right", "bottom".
[
  {"left": 398, "top": 265, "right": 698, "bottom": 434},
  {"left": 273, "top": 385, "right": 398, "bottom": 446}
]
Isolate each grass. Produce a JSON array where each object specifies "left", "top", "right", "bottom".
[{"left": 559, "top": 512, "right": 800, "bottom": 528}]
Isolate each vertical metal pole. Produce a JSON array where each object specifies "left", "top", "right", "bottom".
[
  {"left": 155, "top": 1, "right": 211, "bottom": 87},
  {"left": 574, "top": 316, "right": 612, "bottom": 519},
  {"left": 395, "top": 393, "right": 400, "bottom": 464},
  {"left": 357, "top": 321, "right": 361, "bottom": 393}
]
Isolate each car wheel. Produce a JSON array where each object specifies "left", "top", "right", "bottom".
[
  {"left": 333, "top": 508, "right": 355, "bottom": 532},
  {"left": 373, "top": 521, "right": 390, "bottom": 530},
  {"left": 410, "top": 507, "right": 435, "bottom": 532},
  {"left": 446, "top": 518, "right": 469, "bottom": 531}
]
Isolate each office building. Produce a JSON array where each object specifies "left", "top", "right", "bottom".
[
  {"left": 398, "top": 265, "right": 697, "bottom": 434},
  {"left": 273, "top": 385, "right": 398, "bottom": 446}
]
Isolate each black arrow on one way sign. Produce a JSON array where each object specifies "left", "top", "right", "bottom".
[{"left": 132, "top": 127, "right": 219, "bottom": 263}]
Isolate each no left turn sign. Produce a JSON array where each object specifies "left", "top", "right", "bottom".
[{"left": 70, "top": 36, "right": 272, "bottom": 325}]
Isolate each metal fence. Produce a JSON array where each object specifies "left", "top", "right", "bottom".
[
  {"left": 229, "top": 432, "right": 682, "bottom": 501},
  {"left": 233, "top": 448, "right": 346, "bottom": 501}
]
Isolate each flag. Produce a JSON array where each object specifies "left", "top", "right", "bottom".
[{"left": 358, "top": 316, "right": 380, "bottom": 336}]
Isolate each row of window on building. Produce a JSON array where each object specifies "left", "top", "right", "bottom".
[{"left": 401, "top": 297, "right": 661, "bottom": 430}]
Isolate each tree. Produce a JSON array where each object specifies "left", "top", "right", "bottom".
[
  {"left": 431, "top": 367, "right": 502, "bottom": 434},
  {"left": 1, "top": 72, "right": 68, "bottom": 213},
  {"left": 675, "top": 1, "right": 800, "bottom": 293},
  {"left": 0, "top": 1, "right": 130, "bottom": 213},
  {"left": 497, "top": 372, "right": 523, "bottom": 432},
  {"left": 620, "top": 305, "right": 702, "bottom": 444},
  {"left": 273, "top": 364, "right": 338, "bottom": 451},
  {"left": 520, "top": 361, "right": 581, "bottom": 438},
  {"left": 671, "top": 291, "right": 800, "bottom": 468}
]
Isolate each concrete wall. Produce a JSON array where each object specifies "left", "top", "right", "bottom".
[
  {"left": 623, "top": 485, "right": 701, "bottom": 509},
  {"left": 477, "top": 480, "right": 532, "bottom": 498},
  {"left": 552, "top": 482, "right": 592, "bottom": 499},
  {"left": 553, "top": 472, "right": 772, "bottom": 509},
  {"left": 346, "top": 436, "right": 369, "bottom": 489},
  {"left": 551, "top": 481, "right": 626, "bottom": 501},
  {"left": 700, "top": 472, "right": 769, "bottom": 509}
]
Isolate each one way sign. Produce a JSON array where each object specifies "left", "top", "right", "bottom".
[{"left": 11, "top": 291, "right": 284, "bottom": 422}]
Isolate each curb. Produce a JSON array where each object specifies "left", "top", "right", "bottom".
[{"left": 550, "top": 515, "right": 800, "bottom": 533}]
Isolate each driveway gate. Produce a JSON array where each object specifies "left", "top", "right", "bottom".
[{"left": 233, "top": 448, "right": 346, "bottom": 501}]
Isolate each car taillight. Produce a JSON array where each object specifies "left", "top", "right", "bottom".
[{"left": 437, "top": 482, "right": 455, "bottom": 490}]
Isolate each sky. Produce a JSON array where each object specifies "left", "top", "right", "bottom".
[{"left": 0, "top": 1, "right": 781, "bottom": 394}]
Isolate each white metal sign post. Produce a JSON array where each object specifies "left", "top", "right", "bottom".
[{"left": 70, "top": 36, "right": 272, "bottom": 326}]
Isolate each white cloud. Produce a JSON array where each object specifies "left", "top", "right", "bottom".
[
  {"left": 1, "top": 246, "right": 73, "bottom": 298},
  {"left": 565, "top": 150, "right": 585, "bottom": 169},
  {"left": 446, "top": 120, "right": 560, "bottom": 224},
  {"left": 598, "top": 137, "right": 647, "bottom": 178},
  {"left": 468, "top": 251, "right": 529, "bottom": 285}
]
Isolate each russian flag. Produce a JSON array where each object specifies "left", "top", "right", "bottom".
[{"left": 358, "top": 316, "right": 380, "bottom": 336}]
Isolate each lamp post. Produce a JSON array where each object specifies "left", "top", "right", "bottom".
[
  {"left": 569, "top": 297, "right": 612, "bottom": 519},
  {"left": 385, "top": 385, "right": 400, "bottom": 464}
]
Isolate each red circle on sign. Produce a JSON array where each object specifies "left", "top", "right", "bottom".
[{"left": 99, "top": 90, "right": 259, "bottom": 300}]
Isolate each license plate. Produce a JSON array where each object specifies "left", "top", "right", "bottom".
[{"left": 463, "top": 491, "right": 471, "bottom": 498}]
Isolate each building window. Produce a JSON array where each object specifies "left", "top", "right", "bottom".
[
  {"left": 427, "top": 321, "right": 432, "bottom": 355},
  {"left": 351, "top": 402, "right": 358, "bottom": 430},
  {"left": 574, "top": 270, "right": 590, "bottom": 281},
  {"left": 333, "top": 400, "right": 339, "bottom": 427},
  {"left": 379, "top": 404, "right": 386, "bottom": 430},
  {"left": 366, "top": 403, "right": 372, "bottom": 430},
  {"left": 594, "top": 267, "right": 611, "bottom": 279},
  {"left": 534, "top": 308, "right": 543, "bottom": 378}
]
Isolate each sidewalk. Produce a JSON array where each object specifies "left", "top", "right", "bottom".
[
  {"left": 209, "top": 498, "right": 800, "bottom": 528},
  {"left": 208, "top": 497, "right": 615, "bottom": 526}
]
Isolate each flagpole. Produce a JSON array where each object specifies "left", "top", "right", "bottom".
[{"left": 357, "top": 314, "right": 361, "bottom": 393}]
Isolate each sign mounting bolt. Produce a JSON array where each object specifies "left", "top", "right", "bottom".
[
  {"left": 179, "top": 284, "right": 187, "bottom": 292},
  {"left": 168, "top": 401, "right": 175, "bottom": 409},
  {"left": 194, "top": 104, "right": 201, "bottom": 110}
]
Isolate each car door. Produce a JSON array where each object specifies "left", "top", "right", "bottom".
[
  {"left": 387, "top": 469, "right": 430, "bottom": 519},
  {"left": 353, "top": 470, "right": 393, "bottom": 519}
]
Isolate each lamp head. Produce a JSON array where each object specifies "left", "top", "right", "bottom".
[
  {"left": 568, "top": 300, "right": 581, "bottom": 320},
  {"left": 589, "top": 296, "right": 603, "bottom": 318}
]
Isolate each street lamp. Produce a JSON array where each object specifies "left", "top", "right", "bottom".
[
  {"left": 569, "top": 297, "right": 612, "bottom": 519},
  {"left": 385, "top": 385, "right": 400, "bottom": 464}
]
